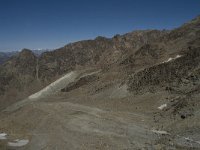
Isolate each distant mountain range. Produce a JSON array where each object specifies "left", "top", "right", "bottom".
[
  {"left": 0, "top": 51, "right": 18, "bottom": 64},
  {"left": 31, "top": 49, "right": 51, "bottom": 56},
  {"left": 0, "top": 49, "right": 51, "bottom": 64}
]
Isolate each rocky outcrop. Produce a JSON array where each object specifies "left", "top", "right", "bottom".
[
  {"left": 61, "top": 73, "right": 99, "bottom": 92},
  {"left": 128, "top": 47, "right": 200, "bottom": 92}
]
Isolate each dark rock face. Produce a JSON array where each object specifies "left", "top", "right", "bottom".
[
  {"left": 61, "top": 74, "right": 99, "bottom": 92},
  {"left": 134, "top": 44, "right": 164, "bottom": 59},
  {"left": 128, "top": 47, "right": 200, "bottom": 92},
  {"left": 38, "top": 37, "right": 113, "bottom": 79}
]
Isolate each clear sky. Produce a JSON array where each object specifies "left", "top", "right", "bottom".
[{"left": 0, "top": 0, "right": 200, "bottom": 51}]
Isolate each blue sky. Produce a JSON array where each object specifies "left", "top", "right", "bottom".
[{"left": 0, "top": 0, "right": 200, "bottom": 51}]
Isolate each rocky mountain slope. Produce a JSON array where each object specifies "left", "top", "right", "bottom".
[{"left": 0, "top": 16, "right": 200, "bottom": 149}]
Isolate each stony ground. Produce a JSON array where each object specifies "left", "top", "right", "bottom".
[{"left": 0, "top": 69, "right": 199, "bottom": 150}]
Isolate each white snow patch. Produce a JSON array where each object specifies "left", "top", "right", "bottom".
[
  {"left": 152, "top": 129, "right": 169, "bottom": 135},
  {"left": 158, "top": 104, "right": 167, "bottom": 110},
  {"left": 163, "top": 55, "right": 182, "bottom": 63},
  {"left": 8, "top": 139, "right": 29, "bottom": 147},
  {"left": 166, "top": 58, "right": 172, "bottom": 62},
  {"left": 176, "top": 55, "right": 182, "bottom": 58},
  {"left": 0, "top": 133, "right": 7, "bottom": 140}
]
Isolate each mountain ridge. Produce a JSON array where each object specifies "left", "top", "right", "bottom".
[
  {"left": 0, "top": 16, "right": 199, "bottom": 104},
  {"left": 0, "top": 15, "right": 200, "bottom": 149}
]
